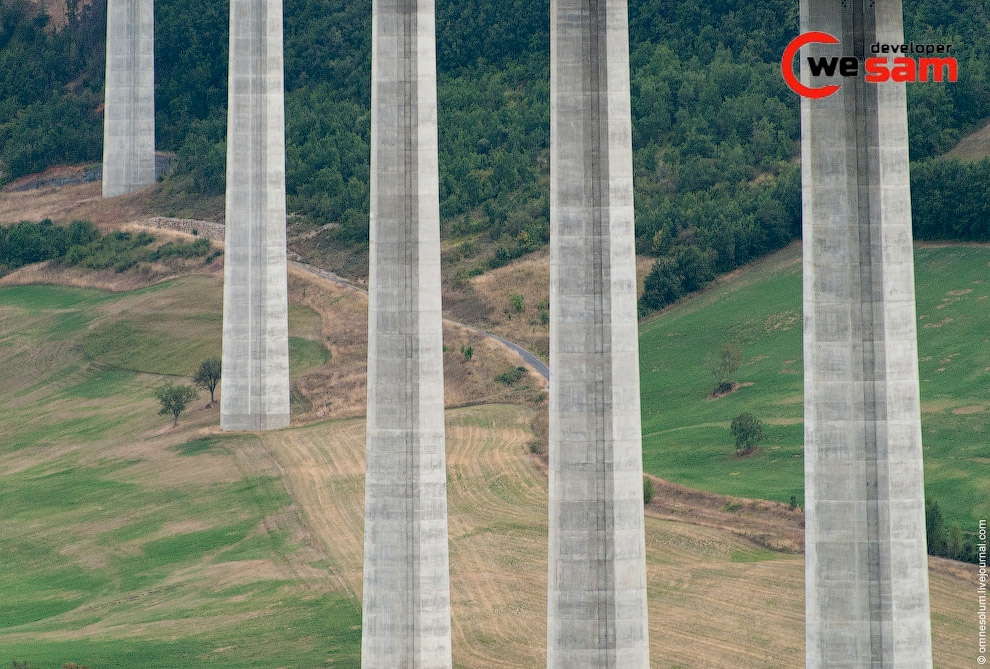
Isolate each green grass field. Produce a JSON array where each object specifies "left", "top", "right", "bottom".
[
  {"left": 0, "top": 456, "right": 362, "bottom": 667},
  {"left": 0, "top": 277, "right": 356, "bottom": 668},
  {"left": 0, "top": 259, "right": 978, "bottom": 667},
  {"left": 639, "top": 243, "right": 990, "bottom": 530}
]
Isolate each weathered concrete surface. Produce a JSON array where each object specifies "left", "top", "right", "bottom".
[
  {"left": 801, "top": 0, "right": 933, "bottom": 666},
  {"left": 547, "top": 0, "right": 650, "bottom": 666},
  {"left": 219, "top": 0, "right": 290, "bottom": 431},
  {"left": 102, "top": 0, "right": 156, "bottom": 197},
  {"left": 361, "top": 0, "right": 452, "bottom": 665}
]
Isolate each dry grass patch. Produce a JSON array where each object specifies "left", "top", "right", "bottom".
[
  {"left": 646, "top": 475, "right": 804, "bottom": 553},
  {"left": 258, "top": 404, "right": 971, "bottom": 667},
  {"left": 0, "top": 181, "right": 150, "bottom": 229},
  {"left": 0, "top": 177, "right": 226, "bottom": 231},
  {"left": 442, "top": 323, "right": 548, "bottom": 408},
  {"left": 260, "top": 418, "right": 368, "bottom": 598},
  {"left": 945, "top": 119, "right": 990, "bottom": 162},
  {"left": 190, "top": 559, "right": 305, "bottom": 591},
  {"left": 286, "top": 267, "right": 548, "bottom": 423},
  {"left": 766, "top": 416, "right": 803, "bottom": 425},
  {"left": 0, "top": 262, "right": 166, "bottom": 292},
  {"left": 0, "top": 224, "right": 222, "bottom": 293},
  {"left": 447, "top": 249, "right": 655, "bottom": 362},
  {"left": 921, "top": 399, "right": 961, "bottom": 414},
  {"left": 951, "top": 405, "right": 985, "bottom": 414},
  {"left": 286, "top": 267, "right": 369, "bottom": 420}
]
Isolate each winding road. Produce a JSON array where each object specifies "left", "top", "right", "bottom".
[
  {"left": 290, "top": 259, "right": 550, "bottom": 384},
  {"left": 135, "top": 214, "right": 551, "bottom": 384}
]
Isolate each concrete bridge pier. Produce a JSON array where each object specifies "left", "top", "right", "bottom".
[
  {"left": 102, "top": 0, "right": 156, "bottom": 197},
  {"left": 360, "top": 0, "right": 452, "bottom": 665},
  {"left": 547, "top": 0, "right": 650, "bottom": 666},
  {"left": 801, "top": 0, "right": 933, "bottom": 666},
  {"left": 219, "top": 0, "right": 291, "bottom": 431}
]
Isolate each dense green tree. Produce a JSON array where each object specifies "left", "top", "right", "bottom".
[
  {"left": 155, "top": 383, "right": 199, "bottom": 426},
  {"left": 911, "top": 158, "right": 990, "bottom": 241},
  {"left": 925, "top": 496, "right": 981, "bottom": 563},
  {"left": 730, "top": 412, "right": 765, "bottom": 454},
  {"left": 925, "top": 496, "right": 948, "bottom": 556},
  {"left": 0, "top": 219, "right": 100, "bottom": 271}
]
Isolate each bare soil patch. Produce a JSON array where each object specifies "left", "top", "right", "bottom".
[{"left": 25, "top": 0, "right": 93, "bottom": 30}]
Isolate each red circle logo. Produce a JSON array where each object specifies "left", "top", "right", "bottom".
[{"left": 782, "top": 32, "right": 842, "bottom": 99}]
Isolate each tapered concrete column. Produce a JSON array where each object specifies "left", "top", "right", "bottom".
[
  {"left": 219, "top": 0, "right": 290, "bottom": 431},
  {"left": 801, "top": 1, "right": 933, "bottom": 666},
  {"left": 361, "top": 0, "right": 451, "bottom": 665},
  {"left": 547, "top": 0, "right": 650, "bottom": 666},
  {"left": 102, "top": 0, "right": 155, "bottom": 197}
]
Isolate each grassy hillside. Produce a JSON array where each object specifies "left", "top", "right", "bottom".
[
  {"left": 0, "top": 278, "right": 361, "bottom": 667},
  {"left": 639, "top": 243, "right": 990, "bottom": 534},
  {"left": 0, "top": 274, "right": 973, "bottom": 666}
]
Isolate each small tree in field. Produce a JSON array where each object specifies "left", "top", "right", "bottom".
[
  {"left": 643, "top": 476, "right": 655, "bottom": 505},
  {"left": 193, "top": 357, "right": 221, "bottom": 404},
  {"left": 730, "top": 412, "right": 765, "bottom": 455},
  {"left": 706, "top": 342, "right": 742, "bottom": 395},
  {"left": 155, "top": 383, "right": 198, "bottom": 426}
]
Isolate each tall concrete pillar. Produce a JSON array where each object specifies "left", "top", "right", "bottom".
[
  {"left": 102, "top": 0, "right": 156, "bottom": 197},
  {"left": 219, "top": 0, "right": 290, "bottom": 431},
  {"left": 547, "top": 0, "right": 650, "bottom": 666},
  {"left": 360, "top": 0, "right": 451, "bottom": 665},
  {"left": 801, "top": 0, "right": 933, "bottom": 666}
]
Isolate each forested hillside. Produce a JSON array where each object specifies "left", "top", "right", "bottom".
[
  {"left": 1, "top": 0, "right": 988, "bottom": 311},
  {"left": 0, "top": 0, "right": 106, "bottom": 178}
]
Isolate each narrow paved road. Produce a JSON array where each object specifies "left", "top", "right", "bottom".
[
  {"left": 291, "top": 260, "right": 550, "bottom": 384},
  {"left": 136, "top": 217, "right": 549, "bottom": 383}
]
